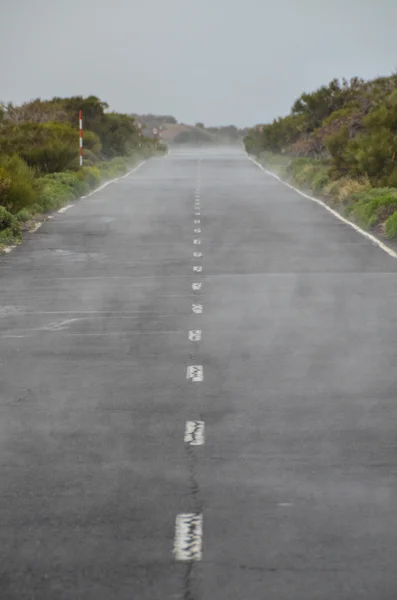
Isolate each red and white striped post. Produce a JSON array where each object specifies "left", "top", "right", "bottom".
[{"left": 79, "top": 110, "right": 83, "bottom": 167}]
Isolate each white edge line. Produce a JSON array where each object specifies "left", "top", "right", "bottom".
[
  {"left": 85, "top": 161, "right": 147, "bottom": 198},
  {"left": 86, "top": 160, "right": 147, "bottom": 197},
  {"left": 58, "top": 204, "right": 74, "bottom": 214},
  {"left": 249, "top": 157, "right": 397, "bottom": 259}
]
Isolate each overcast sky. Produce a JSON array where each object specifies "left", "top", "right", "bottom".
[{"left": 2, "top": 0, "right": 397, "bottom": 127}]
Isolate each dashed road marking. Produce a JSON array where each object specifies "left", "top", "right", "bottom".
[
  {"left": 174, "top": 513, "right": 203, "bottom": 561},
  {"left": 193, "top": 252, "right": 202, "bottom": 258},
  {"left": 43, "top": 318, "right": 80, "bottom": 331},
  {"left": 194, "top": 239, "right": 201, "bottom": 245},
  {"left": 58, "top": 204, "right": 74, "bottom": 214},
  {"left": 194, "top": 219, "right": 200, "bottom": 224},
  {"left": 187, "top": 365, "right": 203, "bottom": 382},
  {"left": 189, "top": 330, "right": 202, "bottom": 341},
  {"left": 192, "top": 283, "right": 202, "bottom": 291},
  {"left": 184, "top": 421, "right": 205, "bottom": 445},
  {"left": 192, "top": 303, "right": 203, "bottom": 313},
  {"left": 194, "top": 212, "right": 201, "bottom": 216},
  {"left": 193, "top": 265, "right": 202, "bottom": 272},
  {"left": 194, "top": 228, "right": 201, "bottom": 233}
]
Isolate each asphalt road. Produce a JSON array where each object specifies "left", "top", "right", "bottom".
[{"left": 1, "top": 146, "right": 397, "bottom": 599}]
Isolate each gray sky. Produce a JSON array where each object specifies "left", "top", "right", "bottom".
[{"left": 2, "top": 0, "right": 397, "bottom": 127}]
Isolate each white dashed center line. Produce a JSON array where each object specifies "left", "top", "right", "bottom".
[
  {"left": 184, "top": 421, "right": 205, "bottom": 445},
  {"left": 193, "top": 265, "right": 202, "bottom": 272},
  {"left": 187, "top": 365, "right": 203, "bottom": 382},
  {"left": 194, "top": 239, "right": 201, "bottom": 245},
  {"left": 174, "top": 514, "right": 203, "bottom": 561},
  {"left": 193, "top": 252, "right": 202, "bottom": 258},
  {"left": 188, "top": 330, "right": 202, "bottom": 341},
  {"left": 192, "top": 283, "right": 202, "bottom": 291},
  {"left": 192, "top": 304, "right": 203, "bottom": 314}
]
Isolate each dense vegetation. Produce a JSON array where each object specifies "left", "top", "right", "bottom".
[
  {"left": 0, "top": 96, "right": 166, "bottom": 247},
  {"left": 244, "top": 74, "right": 397, "bottom": 240}
]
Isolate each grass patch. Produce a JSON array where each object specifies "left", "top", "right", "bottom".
[
  {"left": 323, "top": 175, "right": 371, "bottom": 202},
  {"left": 348, "top": 189, "right": 397, "bottom": 228},
  {"left": 385, "top": 211, "right": 397, "bottom": 239}
]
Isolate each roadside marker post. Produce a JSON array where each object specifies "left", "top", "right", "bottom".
[{"left": 79, "top": 110, "right": 83, "bottom": 167}]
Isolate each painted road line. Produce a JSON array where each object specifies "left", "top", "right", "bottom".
[
  {"left": 193, "top": 252, "right": 202, "bottom": 258},
  {"left": 121, "top": 161, "right": 147, "bottom": 178},
  {"left": 194, "top": 219, "right": 200, "bottom": 224},
  {"left": 189, "top": 330, "right": 202, "bottom": 341},
  {"left": 192, "top": 283, "right": 202, "bottom": 291},
  {"left": 184, "top": 421, "right": 205, "bottom": 445},
  {"left": 192, "top": 304, "right": 203, "bottom": 314},
  {"left": 193, "top": 265, "right": 202, "bottom": 272},
  {"left": 194, "top": 212, "right": 201, "bottom": 216},
  {"left": 58, "top": 204, "right": 74, "bottom": 214},
  {"left": 194, "top": 239, "right": 201, "bottom": 245},
  {"left": 174, "top": 514, "right": 203, "bottom": 561},
  {"left": 30, "top": 222, "right": 43, "bottom": 232},
  {"left": 194, "top": 229, "right": 201, "bottom": 234},
  {"left": 3, "top": 246, "right": 17, "bottom": 254},
  {"left": 43, "top": 318, "right": 80, "bottom": 331},
  {"left": 84, "top": 161, "right": 147, "bottom": 197},
  {"left": 187, "top": 365, "right": 203, "bottom": 382},
  {"left": 249, "top": 157, "right": 397, "bottom": 260}
]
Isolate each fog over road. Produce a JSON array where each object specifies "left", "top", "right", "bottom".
[{"left": 1, "top": 146, "right": 397, "bottom": 599}]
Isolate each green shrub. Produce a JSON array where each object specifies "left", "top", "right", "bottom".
[
  {"left": 79, "top": 166, "right": 102, "bottom": 188},
  {"left": 37, "top": 178, "right": 72, "bottom": 211},
  {"left": 311, "top": 170, "right": 331, "bottom": 193},
  {"left": 322, "top": 104, "right": 358, "bottom": 126},
  {"left": 43, "top": 172, "right": 87, "bottom": 197},
  {"left": 385, "top": 211, "right": 397, "bottom": 239},
  {"left": 350, "top": 191, "right": 397, "bottom": 228},
  {"left": 15, "top": 208, "right": 32, "bottom": 222},
  {"left": 284, "top": 157, "right": 328, "bottom": 191},
  {"left": 0, "top": 166, "right": 12, "bottom": 198},
  {"left": 324, "top": 176, "right": 371, "bottom": 202},
  {"left": 325, "top": 126, "right": 350, "bottom": 174},
  {"left": 0, "top": 206, "right": 22, "bottom": 245},
  {"left": 99, "top": 157, "right": 127, "bottom": 179},
  {"left": 37, "top": 170, "right": 92, "bottom": 211},
  {"left": 0, "top": 155, "right": 38, "bottom": 213}
]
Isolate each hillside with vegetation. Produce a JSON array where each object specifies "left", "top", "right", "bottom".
[
  {"left": 244, "top": 74, "right": 397, "bottom": 241},
  {"left": 132, "top": 115, "right": 248, "bottom": 145},
  {"left": 0, "top": 96, "right": 166, "bottom": 249}
]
